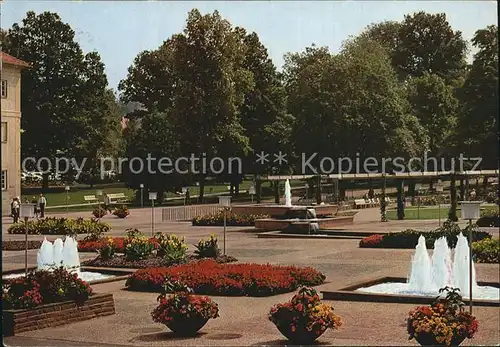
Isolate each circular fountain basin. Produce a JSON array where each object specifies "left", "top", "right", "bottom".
[
  {"left": 356, "top": 283, "right": 500, "bottom": 301},
  {"left": 2, "top": 271, "right": 115, "bottom": 283}
]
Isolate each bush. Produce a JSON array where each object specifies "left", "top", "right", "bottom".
[
  {"left": 192, "top": 212, "right": 270, "bottom": 226},
  {"left": 2, "top": 240, "right": 42, "bottom": 251},
  {"left": 97, "top": 237, "right": 117, "bottom": 260},
  {"left": 194, "top": 234, "right": 220, "bottom": 259},
  {"left": 155, "top": 232, "right": 188, "bottom": 262},
  {"left": 476, "top": 207, "right": 499, "bottom": 227},
  {"left": 113, "top": 205, "right": 130, "bottom": 219},
  {"left": 358, "top": 220, "right": 491, "bottom": 249},
  {"left": 3, "top": 267, "right": 93, "bottom": 309},
  {"left": 125, "top": 259, "right": 326, "bottom": 296},
  {"left": 472, "top": 238, "right": 499, "bottom": 263},
  {"left": 7, "top": 217, "right": 110, "bottom": 236},
  {"left": 125, "top": 232, "right": 156, "bottom": 260},
  {"left": 92, "top": 206, "right": 108, "bottom": 219}
]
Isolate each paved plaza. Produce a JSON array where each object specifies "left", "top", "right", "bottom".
[{"left": 2, "top": 207, "right": 499, "bottom": 346}]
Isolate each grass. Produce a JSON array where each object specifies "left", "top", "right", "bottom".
[{"left": 386, "top": 206, "right": 464, "bottom": 220}]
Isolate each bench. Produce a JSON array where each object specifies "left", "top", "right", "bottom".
[
  {"left": 354, "top": 199, "right": 367, "bottom": 209},
  {"left": 83, "top": 195, "right": 98, "bottom": 204},
  {"left": 104, "top": 193, "right": 128, "bottom": 205}
]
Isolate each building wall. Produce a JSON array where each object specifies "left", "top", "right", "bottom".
[{"left": 1, "top": 64, "right": 22, "bottom": 215}]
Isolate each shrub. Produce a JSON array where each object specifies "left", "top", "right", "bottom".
[
  {"left": 98, "top": 237, "right": 117, "bottom": 260},
  {"left": 192, "top": 212, "right": 270, "bottom": 226},
  {"left": 2, "top": 240, "right": 42, "bottom": 251},
  {"left": 194, "top": 234, "right": 220, "bottom": 259},
  {"left": 125, "top": 259, "right": 326, "bottom": 296},
  {"left": 92, "top": 206, "right": 108, "bottom": 219},
  {"left": 476, "top": 207, "right": 499, "bottom": 227},
  {"left": 2, "top": 267, "right": 93, "bottom": 309},
  {"left": 125, "top": 233, "right": 156, "bottom": 260},
  {"left": 154, "top": 232, "right": 188, "bottom": 262},
  {"left": 7, "top": 217, "right": 110, "bottom": 236},
  {"left": 113, "top": 205, "right": 130, "bottom": 219},
  {"left": 358, "top": 220, "right": 491, "bottom": 249},
  {"left": 472, "top": 238, "right": 500, "bottom": 263},
  {"left": 269, "top": 287, "right": 342, "bottom": 342},
  {"left": 407, "top": 287, "right": 478, "bottom": 345}
]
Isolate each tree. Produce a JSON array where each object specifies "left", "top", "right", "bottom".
[
  {"left": 3, "top": 11, "right": 121, "bottom": 188},
  {"left": 407, "top": 73, "right": 459, "bottom": 156},
  {"left": 119, "top": 9, "right": 255, "bottom": 201},
  {"left": 361, "top": 12, "right": 468, "bottom": 82},
  {"left": 456, "top": 25, "right": 498, "bottom": 169}
]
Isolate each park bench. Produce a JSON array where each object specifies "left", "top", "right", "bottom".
[
  {"left": 83, "top": 195, "right": 99, "bottom": 204},
  {"left": 354, "top": 199, "right": 366, "bottom": 209},
  {"left": 104, "top": 193, "right": 128, "bottom": 205}
]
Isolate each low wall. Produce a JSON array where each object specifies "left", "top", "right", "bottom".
[
  {"left": 232, "top": 204, "right": 338, "bottom": 218},
  {"left": 2, "top": 293, "right": 115, "bottom": 336}
]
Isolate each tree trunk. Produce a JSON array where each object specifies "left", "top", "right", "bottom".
[
  {"left": 482, "top": 176, "right": 488, "bottom": 190},
  {"left": 274, "top": 181, "right": 279, "bottom": 204},
  {"left": 459, "top": 178, "right": 465, "bottom": 201},
  {"left": 408, "top": 181, "right": 416, "bottom": 204},
  {"left": 198, "top": 176, "right": 205, "bottom": 204},
  {"left": 256, "top": 178, "right": 262, "bottom": 204},
  {"left": 397, "top": 179, "right": 405, "bottom": 220},
  {"left": 448, "top": 175, "right": 458, "bottom": 221},
  {"left": 235, "top": 182, "right": 240, "bottom": 196},
  {"left": 42, "top": 173, "right": 49, "bottom": 191},
  {"left": 316, "top": 175, "right": 321, "bottom": 204}
]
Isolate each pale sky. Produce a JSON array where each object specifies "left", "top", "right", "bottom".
[{"left": 1, "top": 1, "right": 498, "bottom": 91}]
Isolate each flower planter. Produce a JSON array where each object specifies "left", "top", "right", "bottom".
[
  {"left": 2, "top": 293, "right": 115, "bottom": 336},
  {"left": 414, "top": 332, "right": 466, "bottom": 346},
  {"left": 164, "top": 316, "right": 209, "bottom": 336},
  {"left": 276, "top": 324, "right": 327, "bottom": 344}
]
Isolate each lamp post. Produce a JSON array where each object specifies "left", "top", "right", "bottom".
[
  {"left": 149, "top": 192, "right": 157, "bottom": 236},
  {"left": 415, "top": 183, "right": 422, "bottom": 220},
  {"left": 249, "top": 185, "right": 256, "bottom": 203},
  {"left": 65, "top": 186, "right": 70, "bottom": 216},
  {"left": 96, "top": 190, "right": 103, "bottom": 211},
  {"left": 140, "top": 184, "right": 144, "bottom": 208},
  {"left": 459, "top": 200, "right": 481, "bottom": 314},
  {"left": 20, "top": 203, "right": 35, "bottom": 276},
  {"left": 218, "top": 196, "right": 231, "bottom": 255},
  {"left": 436, "top": 183, "right": 444, "bottom": 226}
]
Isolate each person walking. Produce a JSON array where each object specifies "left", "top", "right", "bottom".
[
  {"left": 31, "top": 196, "right": 39, "bottom": 218},
  {"left": 38, "top": 193, "right": 47, "bottom": 218},
  {"left": 12, "top": 197, "right": 20, "bottom": 223}
]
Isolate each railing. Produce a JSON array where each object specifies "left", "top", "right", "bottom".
[{"left": 161, "top": 204, "right": 221, "bottom": 221}]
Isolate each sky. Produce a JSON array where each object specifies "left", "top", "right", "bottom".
[{"left": 1, "top": 1, "right": 498, "bottom": 92}]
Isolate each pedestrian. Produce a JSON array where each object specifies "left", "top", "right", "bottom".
[
  {"left": 185, "top": 188, "right": 190, "bottom": 205},
  {"left": 38, "top": 193, "right": 47, "bottom": 218},
  {"left": 31, "top": 196, "right": 39, "bottom": 218},
  {"left": 12, "top": 197, "right": 20, "bottom": 223}
]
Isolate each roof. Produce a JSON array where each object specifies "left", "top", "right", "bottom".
[{"left": 1, "top": 52, "right": 31, "bottom": 68}]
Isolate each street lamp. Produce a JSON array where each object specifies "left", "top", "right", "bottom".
[
  {"left": 149, "top": 192, "right": 157, "bottom": 236},
  {"left": 436, "top": 183, "right": 444, "bottom": 226},
  {"left": 459, "top": 200, "right": 481, "bottom": 314},
  {"left": 218, "top": 196, "right": 231, "bottom": 255},
  {"left": 140, "top": 184, "right": 144, "bottom": 208},
  {"left": 20, "top": 203, "right": 35, "bottom": 275},
  {"left": 65, "top": 186, "right": 70, "bottom": 216}
]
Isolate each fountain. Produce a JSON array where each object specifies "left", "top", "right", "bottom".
[
  {"left": 284, "top": 179, "right": 292, "bottom": 207},
  {"left": 356, "top": 234, "right": 499, "bottom": 300},
  {"left": 3, "top": 236, "right": 114, "bottom": 283}
]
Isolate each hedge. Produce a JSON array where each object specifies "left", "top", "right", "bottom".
[
  {"left": 7, "top": 217, "right": 110, "bottom": 235},
  {"left": 472, "top": 238, "right": 500, "bottom": 263},
  {"left": 192, "top": 212, "right": 270, "bottom": 226}
]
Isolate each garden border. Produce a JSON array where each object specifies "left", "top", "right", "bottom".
[
  {"left": 2, "top": 293, "right": 115, "bottom": 336},
  {"left": 321, "top": 276, "right": 500, "bottom": 307}
]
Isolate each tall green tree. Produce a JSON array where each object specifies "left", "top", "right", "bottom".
[
  {"left": 456, "top": 25, "right": 498, "bottom": 169},
  {"left": 3, "top": 11, "right": 121, "bottom": 188}
]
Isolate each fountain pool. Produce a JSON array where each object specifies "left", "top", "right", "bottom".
[
  {"left": 2, "top": 237, "right": 116, "bottom": 283},
  {"left": 356, "top": 234, "right": 499, "bottom": 301}
]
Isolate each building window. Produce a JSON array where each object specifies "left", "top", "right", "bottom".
[
  {"left": 1, "top": 80, "right": 7, "bottom": 98},
  {"left": 1, "top": 170, "right": 6, "bottom": 190},
  {"left": 1, "top": 122, "right": 7, "bottom": 142}
]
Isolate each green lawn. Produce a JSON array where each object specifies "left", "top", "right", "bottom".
[{"left": 386, "top": 207, "right": 459, "bottom": 220}]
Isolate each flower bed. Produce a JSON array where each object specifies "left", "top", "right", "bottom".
[
  {"left": 269, "top": 287, "right": 342, "bottom": 344},
  {"left": 476, "top": 207, "right": 499, "bottom": 227},
  {"left": 125, "top": 259, "right": 326, "bottom": 296},
  {"left": 472, "top": 238, "right": 500, "bottom": 263},
  {"left": 77, "top": 237, "right": 158, "bottom": 253},
  {"left": 113, "top": 205, "right": 130, "bottom": 219},
  {"left": 7, "top": 217, "right": 110, "bottom": 235},
  {"left": 359, "top": 221, "right": 491, "bottom": 249},
  {"left": 407, "top": 287, "right": 478, "bottom": 346},
  {"left": 2, "top": 240, "right": 43, "bottom": 251},
  {"left": 192, "top": 212, "right": 270, "bottom": 226}
]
